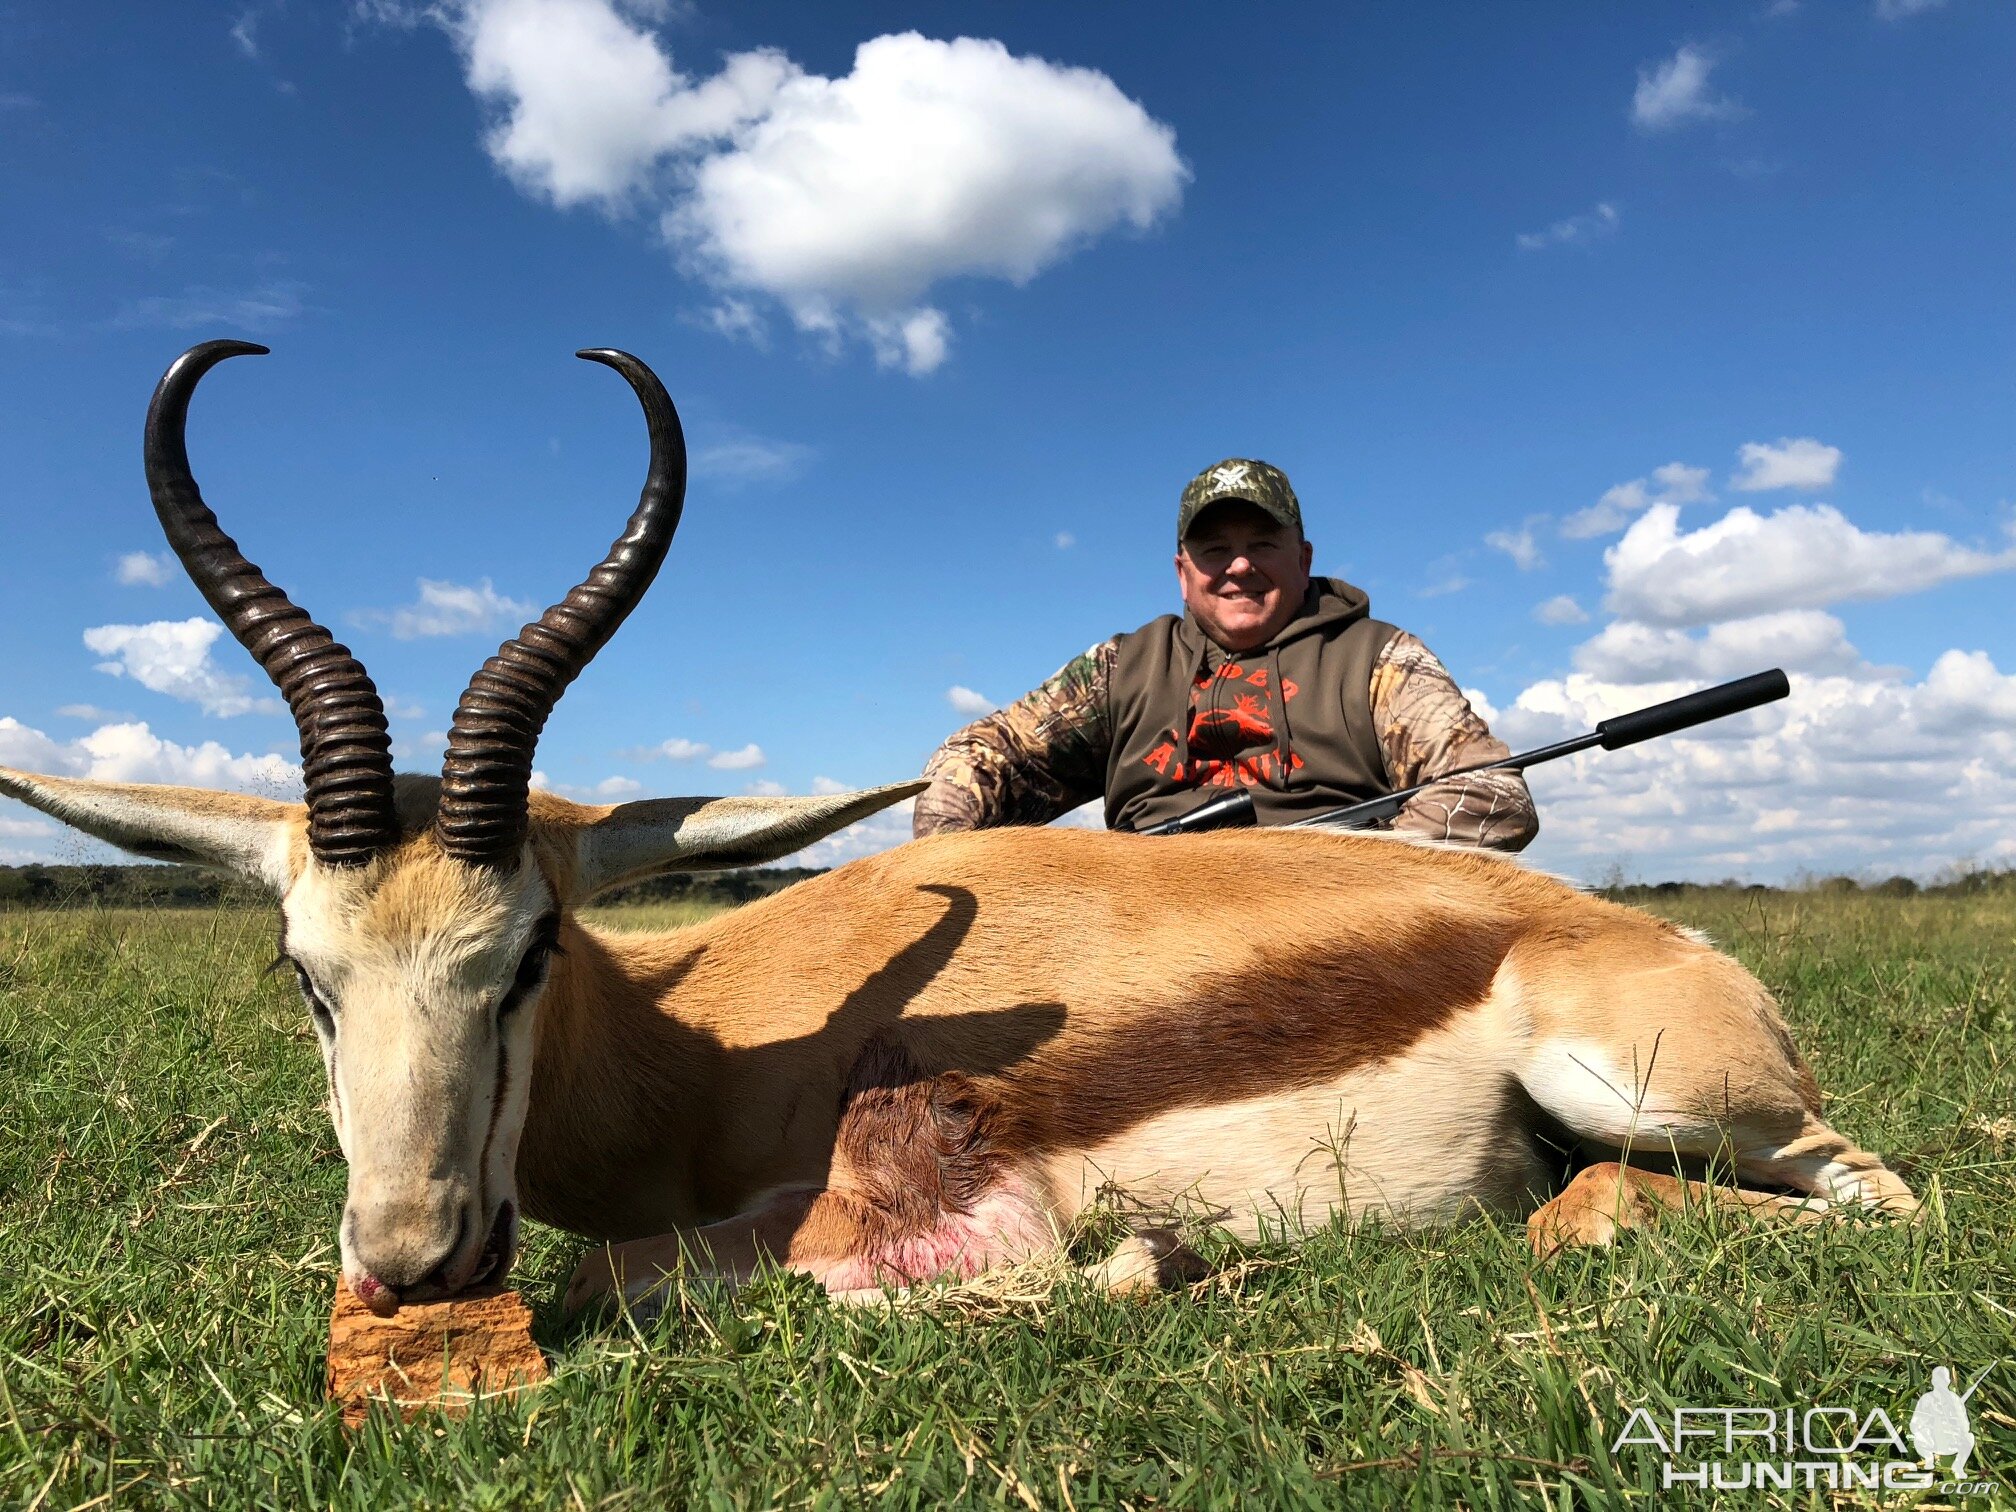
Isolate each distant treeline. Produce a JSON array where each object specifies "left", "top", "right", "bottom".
[
  {"left": 5, "top": 860, "right": 2013, "bottom": 911},
  {"left": 1600, "top": 868, "right": 2016, "bottom": 903},
  {"left": 0, "top": 862, "right": 828, "bottom": 910},
  {"left": 595, "top": 866, "right": 827, "bottom": 907}
]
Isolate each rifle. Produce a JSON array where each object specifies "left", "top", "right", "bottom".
[{"left": 1138, "top": 668, "right": 1791, "bottom": 837}]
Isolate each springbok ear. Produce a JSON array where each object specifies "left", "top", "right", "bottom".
[
  {"left": 0, "top": 767, "right": 300, "bottom": 892},
  {"left": 574, "top": 781, "right": 927, "bottom": 897}
]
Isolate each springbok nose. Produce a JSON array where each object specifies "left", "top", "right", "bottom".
[{"left": 348, "top": 1200, "right": 467, "bottom": 1295}]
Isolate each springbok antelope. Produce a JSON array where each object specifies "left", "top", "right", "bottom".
[{"left": 2, "top": 343, "right": 1915, "bottom": 1319}]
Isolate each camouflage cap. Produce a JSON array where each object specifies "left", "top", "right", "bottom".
[{"left": 1177, "top": 458, "right": 1303, "bottom": 543}]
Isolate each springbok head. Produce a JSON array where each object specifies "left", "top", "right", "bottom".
[{"left": 0, "top": 342, "right": 918, "bottom": 1313}]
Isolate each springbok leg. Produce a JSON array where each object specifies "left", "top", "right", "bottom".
[
  {"left": 1515, "top": 939, "right": 1916, "bottom": 1246},
  {"left": 1527, "top": 1161, "right": 1875, "bottom": 1256}
]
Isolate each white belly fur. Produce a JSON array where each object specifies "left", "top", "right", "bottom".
[{"left": 1043, "top": 995, "right": 1543, "bottom": 1240}]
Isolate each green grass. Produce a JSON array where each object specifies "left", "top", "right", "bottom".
[{"left": 1, "top": 892, "right": 2011, "bottom": 1508}]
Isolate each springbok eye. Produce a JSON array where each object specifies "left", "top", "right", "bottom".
[
  {"left": 498, "top": 917, "right": 562, "bottom": 1019},
  {"left": 292, "top": 963, "right": 335, "bottom": 1030}
]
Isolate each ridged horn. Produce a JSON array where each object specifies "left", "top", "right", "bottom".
[
  {"left": 145, "top": 340, "right": 398, "bottom": 869},
  {"left": 436, "top": 350, "right": 686, "bottom": 868}
]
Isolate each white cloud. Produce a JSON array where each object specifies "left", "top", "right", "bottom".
[
  {"left": 1918, "top": 649, "right": 2016, "bottom": 730},
  {"left": 116, "top": 551, "right": 175, "bottom": 587},
  {"left": 231, "top": 10, "right": 261, "bottom": 58},
  {"left": 1348, "top": 437, "right": 2016, "bottom": 879},
  {"left": 1876, "top": 0, "right": 1947, "bottom": 16},
  {"left": 862, "top": 307, "right": 952, "bottom": 377},
  {"left": 705, "top": 297, "right": 766, "bottom": 345},
  {"left": 82, "top": 619, "right": 277, "bottom": 718},
  {"left": 456, "top": 0, "right": 791, "bottom": 207},
  {"left": 667, "top": 33, "right": 1184, "bottom": 317},
  {"left": 390, "top": 728, "right": 449, "bottom": 763},
  {"left": 947, "top": 685, "right": 995, "bottom": 716},
  {"left": 1561, "top": 462, "right": 1711, "bottom": 540},
  {"left": 1054, "top": 531, "right": 1076, "bottom": 551},
  {"left": 1631, "top": 45, "right": 1743, "bottom": 131},
  {"left": 1053, "top": 798, "right": 1104, "bottom": 831},
  {"left": 1504, "top": 654, "right": 2016, "bottom": 883},
  {"left": 109, "top": 279, "right": 308, "bottom": 333},
  {"left": 1730, "top": 436, "right": 1842, "bottom": 492},
  {"left": 1572, "top": 610, "right": 1862, "bottom": 684},
  {"left": 0, "top": 718, "right": 70, "bottom": 775},
  {"left": 790, "top": 790, "right": 1102, "bottom": 869},
  {"left": 690, "top": 431, "right": 811, "bottom": 487},
  {"left": 1604, "top": 502, "right": 2016, "bottom": 627},
  {"left": 89, "top": 725, "right": 295, "bottom": 791},
  {"left": 793, "top": 793, "right": 918, "bottom": 867},
  {"left": 66, "top": 722, "right": 301, "bottom": 793},
  {"left": 525, "top": 770, "right": 649, "bottom": 801},
  {"left": 619, "top": 735, "right": 770, "bottom": 769},
  {"left": 431, "top": 5, "right": 1187, "bottom": 371},
  {"left": 0, "top": 714, "right": 302, "bottom": 856},
  {"left": 809, "top": 775, "right": 848, "bottom": 795},
  {"left": 55, "top": 703, "right": 129, "bottom": 722},
  {"left": 1515, "top": 202, "right": 1619, "bottom": 252},
  {"left": 742, "top": 778, "right": 787, "bottom": 796},
  {"left": 354, "top": 577, "right": 536, "bottom": 639},
  {"left": 1486, "top": 525, "right": 1543, "bottom": 571},
  {"left": 351, "top": 0, "right": 432, "bottom": 27}
]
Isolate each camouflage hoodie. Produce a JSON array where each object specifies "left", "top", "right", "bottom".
[{"left": 914, "top": 581, "right": 1538, "bottom": 851}]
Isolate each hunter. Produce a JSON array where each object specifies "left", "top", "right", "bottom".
[{"left": 913, "top": 458, "right": 1539, "bottom": 848}]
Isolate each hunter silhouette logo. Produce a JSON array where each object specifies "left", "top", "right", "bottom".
[{"left": 1912, "top": 1365, "right": 1988, "bottom": 1479}]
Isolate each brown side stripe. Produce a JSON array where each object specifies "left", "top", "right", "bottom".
[{"left": 982, "top": 915, "right": 1518, "bottom": 1155}]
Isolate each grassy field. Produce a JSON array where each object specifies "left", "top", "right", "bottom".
[{"left": 1, "top": 888, "right": 2011, "bottom": 1508}]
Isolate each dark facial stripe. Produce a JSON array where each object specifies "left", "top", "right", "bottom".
[
  {"left": 475, "top": 916, "right": 556, "bottom": 1215},
  {"left": 477, "top": 1024, "right": 511, "bottom": 1223}
]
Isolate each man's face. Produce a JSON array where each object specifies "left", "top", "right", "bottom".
[{"left": 1175, "top": 501, "right": 1315, "bottom": 652}]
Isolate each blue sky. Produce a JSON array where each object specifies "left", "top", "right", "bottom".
[{"left": 2, "top": 0, "right": 2012, "bottom": 881}]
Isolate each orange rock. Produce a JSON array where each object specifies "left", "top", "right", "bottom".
[{"left": 327, "top": 1283, "right": 549, "bottom": 1427}]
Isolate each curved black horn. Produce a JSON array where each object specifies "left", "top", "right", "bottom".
[
  {"left": 145, "top": 340, "right": 399, "bottom": 868},
  {"left": 436, "top": 349, "right": 686, "bottom": 868}
]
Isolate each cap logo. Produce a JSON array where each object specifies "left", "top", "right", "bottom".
[{"left": 1208, "top": 462, "right": 1251, "bottom": 491}]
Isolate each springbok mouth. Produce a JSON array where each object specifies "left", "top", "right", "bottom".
[
  {"left": 467, "top": 1199, "right": 518, "bottom": 1291},
  {"left": 352, "top": 1201, "right": 518, "bottom": 1316}
]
